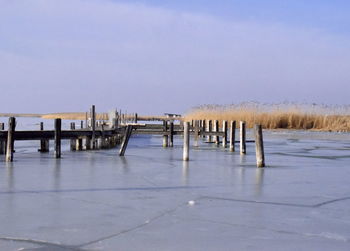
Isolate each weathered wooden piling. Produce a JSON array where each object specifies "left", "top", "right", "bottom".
[
  {"left": 5, "top": 117, "right": 15, "bottom": 162},
  {"left": 76, "top": 138, "right": 83, "bottom": 151},
  {"left": 70, "top": 122, "right": 76, "bottom": 151},
  {"left": 81, "top": 121, "right": 84, "bottom": 129},
  {"left": 183, "top": 122, "right": 190, "bottom": 161},
  {"left": 39, "top": 122, "right": 49, "bottom": 152},
  {"left": 222, "top": 120, "right": 228, "bottom": 148},
  {"left": 0, "top": 122, "right": 5, "bottom": 155},
  {"left": 169, "top": 121, "right": 174, "bottom": 147},
  {"left": 229, "top": 121, "right": 236, "bottom": 152},
  {"left": 91, "top": 105, "right": 96, "bottom": 149},
  {"left": 214, "top": 120, "right": 220, "bottom": 145},
  {"left": 254, "top": 124, "right": 265, "bottom": 168},
  {"left": 119, "top": 125, "right": 133, "bottom": 156},
  {"left": 240, "top": 121, "right": 246, "bottom": 155},
  {"left": 100, "top": 124, "right": 106, "bottom": 149},
  {"left": 162, "top": 121, "right": 168, "bottom": 147},
  {"left": 194, "top": 120, "right": 199, "bottom": 147},
  {"left": 202, "top": 120, "right": 206, "bottom": 138},
  {"left": 54, "top": 118, "right": 62, "bottom": 158},
  {"left": 207, "top": 120, "right": 212, "bottom": 142},
  {"left": 85, "top": 137, "right": 91, "bottom": 150}
]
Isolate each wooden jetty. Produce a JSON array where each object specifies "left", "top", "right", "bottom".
[{"left": 0, "top": 106, "right": 265, "bottom": 167}]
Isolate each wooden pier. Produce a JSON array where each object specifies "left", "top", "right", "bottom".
[{"left": 0, "top": 106, "right": 265, "bottom": 167}]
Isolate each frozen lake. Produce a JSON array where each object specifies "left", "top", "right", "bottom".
[{"left": 0, "top": 121, "right": 350, "bottom": 250}]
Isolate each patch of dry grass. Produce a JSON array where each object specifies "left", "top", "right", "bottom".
[
  {"left": 41, "top": 112, "right": 108, "bottom": 120},
  {"left": 184, "top": 103, "right": 350, "bottom": 132}
]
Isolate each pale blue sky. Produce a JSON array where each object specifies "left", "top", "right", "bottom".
[{"left": 0, "top": 0, "right": 349, "bottom": 114}]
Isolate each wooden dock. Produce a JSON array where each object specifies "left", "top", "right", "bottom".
[{"left": 0, "top": 106, "right": 265, "bottom": 167}]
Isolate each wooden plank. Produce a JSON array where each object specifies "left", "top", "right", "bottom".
[{"left": 5, "top": 117, "right": 15, "bottom": 162}]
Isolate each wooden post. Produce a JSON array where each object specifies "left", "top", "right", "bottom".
[
  {"left": 39, "top": 122, "right": 49, "bottom": 152},
  {"left": 183, "top": 122, "right": 190, "bottom": 161},
  {"left": 5, "top": 117, "right": 15, "bottom": 162},
  {"left": 70, "top": 122, "right": 76, "bottom": 151},
  {"left": 135, "top": 113, "right": 138, "bottom": 123},
  {"left": 169, "top": 121, "right": 174, "bottom": 147},
  {"left": 85, "top": 137, "right": 91, "bottom": 150},
  {"left": 85, "top": 112, "right": 88, "bottom": 128},
  {"left": 202, "top": 119, "right": 206, "bottom": 138},
  {"left": 0, "top": 122, "right": 5, "bottom": 155},
  {"left": 81, "top": 120, "right": 84, "bottom": 129},
  {"left": 240, "top": 121, "right": 246, "bottom": 155},
  {"left": 207, "top": 120, "right": 212, "bottom": 142},
  {"left": 119, "top": 125, "right": 133, "bottom": 156},
  {"left": 229, "top": 121, "right": 236, "bottom": 152},
  {"left": 162, "top": 120, "right": 168, "bottom": 147},
  {"left": 91, "top": 105, "right": 96, "bottom": 149},
  {"left": 214, "top": 120, "right": 219, "bottom": 145},
  {"left": 100, "top": 124, "right": 105, "bottom": 149},
  {"left": 54, "top": 118, "right": 62, "bottom": 158},
  {"left": 222, "top": 120, "right": 228, "bottom": 148},
  {"left": 254, "top": 125, "right": 265, "bottom": 168},
  {"left": 194, "top": 120, "right": 199, "bottom": 147}
]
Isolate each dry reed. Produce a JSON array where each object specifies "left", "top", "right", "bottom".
[{"left": 184, "top": 103, "right": 350, "bottom": 132}]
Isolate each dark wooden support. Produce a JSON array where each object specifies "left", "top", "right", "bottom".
[
  {"left": 214, "top": 120, "right": 220, "bottom": 145},
  {"left": 39, "top": 122, "right": 49, "bottom": 152},
  {"left": 240, "top": 121, "right": 246, "bottom": 155},
  {"left": 254, "top": 124, "right": 265, "bottom": 167},
  {"left": 76, "top": 138, "right": 83, "bottom": 151},
  {"left": 54, "top": 118, "right": 62, "bottom": 158},
  {"left": 5, "top": 117, "right": 16, "bottom": 162},
  {"left": 85, "top": 137, "right": 91, "bottom": 150},
  {"left": 202, "top": 119, "right": 206, "bottom": 138},
  {"left": 207, "top": 120, "right": 212, "bottom": 142},
  {"left": 81, "top": 121, "right": 84, "bottom": 129},
  {"left": 100, "top": 124, "right": 105, "bottom": 149},
  {"left": 0, "top": 122, "right": 5, "bottom": 154},
  {"left": 91, "top": 105, "right": 96, "bottom": 149},
  {"left": 229, "top": 121, "right": 236, "bottom": 152},
  {"left": 169, "top": 121, "right": 174, "bottom": 147},
  {"left": 162, "top": 120, "right": 168, "bottom": 147},
  {"left": 70, "top": 122, "right": 76, "bottom": 151},
  {"left": 222, "top": 120, "right": 228, "bottom": 147},
  {"left": 194, "top": 120, "right": 199, "bottom": 147},
  {"left": 183, "top": 122, "right": 190, "bottom": 161},
  {"left": 119, "top": 125, "right": 133, "bottom": 156},
  {"left": 135, "top": 113, "right": 138, "bottom": 123}
]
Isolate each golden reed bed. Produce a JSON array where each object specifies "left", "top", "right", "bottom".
[{"left": 184, "top": 103, "right": 350, "bottom": 132}]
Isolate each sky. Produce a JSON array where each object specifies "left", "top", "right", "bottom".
[{"left": 1, "top": 0, "right": 350, "bottom": 115}]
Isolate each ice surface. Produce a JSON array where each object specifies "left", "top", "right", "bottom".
[{"left": 0, "top": 125, "right": 350, "bottom": 250}]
